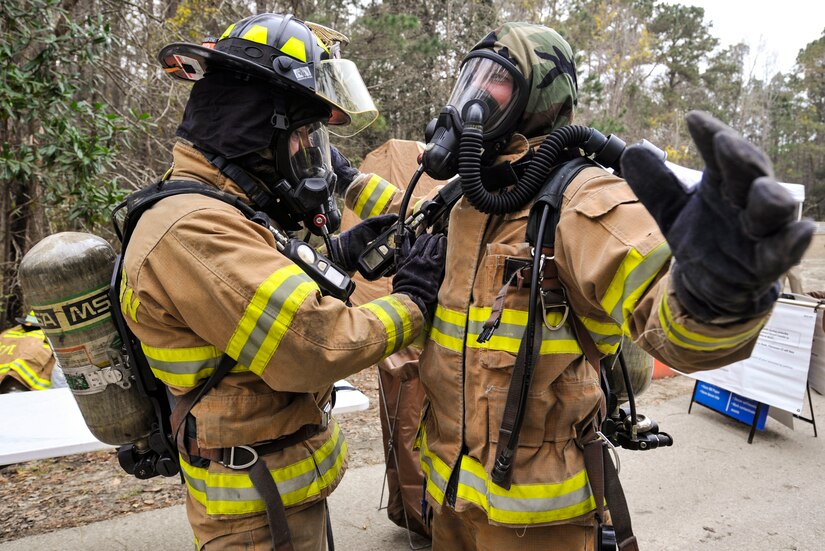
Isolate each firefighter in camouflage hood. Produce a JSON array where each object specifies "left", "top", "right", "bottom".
[
  {"left": 126, "top": 12, "right": 445, "bottom": 550},
  {"left": 342, "top": 22, "right": 813, "bottom": 550}
]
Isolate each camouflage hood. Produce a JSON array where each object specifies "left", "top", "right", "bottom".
[{"left": 471, "top": 22, "right": 578, "bottom": 138}]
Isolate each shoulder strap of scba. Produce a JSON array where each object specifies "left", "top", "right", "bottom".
[{"left": 108, "top": 180, "right": 269, "bottom": 480}]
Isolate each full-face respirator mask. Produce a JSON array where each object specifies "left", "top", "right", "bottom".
[
  {"left": 262, "top": 116, "right": 342, "bottom": 236},
  {"left": 422, "top": 50, "right": 529, "bottom": 181}
]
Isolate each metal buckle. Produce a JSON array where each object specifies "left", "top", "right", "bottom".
[
  {"left": 541, "top": 287, "right": 569, "bottom": 331},
  {"left": 222, "top": 445, "right": 258, "bottom": 470},
  {"left": 321, "top": 401, "right": 332, "bottom": 431}
]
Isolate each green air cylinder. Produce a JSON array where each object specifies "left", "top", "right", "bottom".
[{"left": 19, "top": 232, "right": 154, "bottom": 446}]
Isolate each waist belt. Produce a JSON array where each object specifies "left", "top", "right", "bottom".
[
  {"left": 170, "top": 362, "right": 333, "bottom": 551},
  {"left": 184, "top": 422, "right": 325, "bottom": 468}
]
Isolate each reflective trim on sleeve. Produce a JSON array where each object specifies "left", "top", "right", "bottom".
[
  {"left": 351, "top": 175, "right": 398, "bottom": 219},
  {"left": 658, "top": 292, "right": 766, "bottom": 351},
  {"left": 0, "top": 359, "right": 52, "bottom": 390},
  {"left": 601, "top": 243, "right": 672, "bottom": 332},
  {"left": 418, "top": 426, "right": 596, "bottom": 525},
  {"left": 578, "top": 316, "right": 623, "bottom": 355},
  {"left": 119, "top": 269, "right": 140, "bottom": 323},
  {"left": 359, "top": 296, "right": 416, "bottom": 356},
  {"left": 141, "top": 342, "right": 246, "bottom": 388},
  {"left": 180, "top": 422, "right": 347, "bottom": 516},
  {"left": 226, "top": 265, "right": 320, "bottom": 376}
]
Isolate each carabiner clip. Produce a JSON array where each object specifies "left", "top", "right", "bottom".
[{"left": 541, "top": 292, "right": 569, "bottom": 331}]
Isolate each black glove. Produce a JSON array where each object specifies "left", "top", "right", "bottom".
[
  {"left": 330, "top": 145, "right": 360, "bottom": 195},
  {"left": 620, "top": 110, "right": 814, "bottom": 324},
  {"left": 330, "top": 214, "right": 398, "bottom": 272},
  {"left": 392, "top": 233, "right": 448, "bottom": 318}
]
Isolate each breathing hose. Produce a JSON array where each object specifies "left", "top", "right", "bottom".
[{"left": 459, "top": 121, "right": 595, "bottom": 215}]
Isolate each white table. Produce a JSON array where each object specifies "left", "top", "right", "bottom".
[{"left": 0, "top": 380, "right": 368, "bottom": 465}]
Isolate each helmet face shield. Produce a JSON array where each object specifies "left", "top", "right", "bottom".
[
  {"left": 446, "top": 54, "right": 526, "bottom": 139},
  {"left": 287, "top": 121, "right": 332, "bottom": 183},
  {"left": 316, "top": 59, "right": 379, "bottom": 137}
]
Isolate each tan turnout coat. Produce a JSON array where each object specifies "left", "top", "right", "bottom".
[{"left": 122, "top": 141, "right": 423, "bottom": 545}]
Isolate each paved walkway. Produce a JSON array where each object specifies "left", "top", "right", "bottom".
[{"left": 1, "top": 376, "right": 823, "bottom": 550}]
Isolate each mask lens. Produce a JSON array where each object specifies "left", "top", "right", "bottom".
[
  {"left": 288, "top": 121, "right": 332, "bottom": 182},
  {"left": 447, "top": 56, "right": 518, "bottom": 135}
]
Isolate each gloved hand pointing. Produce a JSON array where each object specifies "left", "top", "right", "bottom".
[
  {"left": 329, "top": 214, "right": 398, "bottom": 272},
  {"left": 620, "top": 110, "right": 814, "bottom": 324},
  {"left": 392, "top": 233, "right": 448, "bottom": 319}
]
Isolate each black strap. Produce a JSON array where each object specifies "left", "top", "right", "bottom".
[
  {"left": 249, "top": 458, "right": 294, "bottom": 551},
  {"left": 170, "top": 353, "right": 236, "bottom": 446},
  {"left": 573, "top": 315, "right": 638, "bottom": 550},
  {"left": 490, "top": 206, "right": 551, "bottom": 490},
  {"left": 603, "top": 444, "right": 639, "bottom": 551}
]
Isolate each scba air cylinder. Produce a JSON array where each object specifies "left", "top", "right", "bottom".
[{"left": 19, "top": 232, "right": 154, "bottom": 445}]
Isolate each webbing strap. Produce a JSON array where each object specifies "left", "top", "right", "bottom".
[
  {"left": 572, "top": 316, "right": 638, "bottom": 550},
  {"left": 170, "top": 353, "right": 237, "bottom": 444},
  {"left": 603, "top": 444, "right": 639, "bottom": 551},
  {"left": 249, "top": 458, "right": 294, "bottom": 551}
]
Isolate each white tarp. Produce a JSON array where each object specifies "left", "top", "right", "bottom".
[
  {"left": 665, "top": 161, "right": 805, "bottom": 216},
  {"left": 0, "top": 381, "right": 368, "bottom": 465}
]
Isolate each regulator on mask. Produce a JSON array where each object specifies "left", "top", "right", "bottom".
[
  {"left": 265, "top": 118, "right": 342, "bottom": 236},
  {"left": 422, "top": 51, "right": 528, "bottom": 181}
]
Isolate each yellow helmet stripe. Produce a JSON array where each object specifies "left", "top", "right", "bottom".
[
  {"left": 280, "top": 36, "right": 307, "bottom": 62},
  {"left": 219, "top": 23, "right": 236, "bottom": 40},
  {"left": 241, "top": 24, "right": 269, "bottom": 45}
]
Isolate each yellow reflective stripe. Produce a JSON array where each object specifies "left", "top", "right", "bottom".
[
  {"left": 141, "top": 343, "right": 247, "bottom": 388},
  {"left": 579, "top": 316, "right": 623, "bottom": 355},
  {"left": 457, "top": 455, "right": 595, "bottom": 525},
  {"left": 226, "top": 265, "right": 319, "bottom": 376},
  {"left": 280, "top": 36, "right": 307, "bottom": 62},
  {"left": 417, "top": 425, "right": 451, "bottom": 505},
  {"left": 430, "top": 305, "right": 466, "bottom": 353},
  {"left": 659, "top": 293, "right": 766, "bottom": 351},
  {"left": 466, "top": 307, "right": 582, "bottom": 355},
  {"left": 2, "top": 359, "right": 51, "bottom": 390},
  {"left": 220, "top": 23, "right": 236, "bottom": 40},
  {"left": 121, "top": 286, "right": 140, "bottom": 323},
  {"left": 180, "top": 424, "right": 347, "bottom": 515},
  {"left": 359, "top": 296, "right": 415, "bottom": 356},
  {"left": 119, "top": 269, "right": 140, "bottom": 322},
  {"left": 241, "top": 24, "right": 268, "bottom": 45},
  {"left": 601, "top": 242, "right": 671, "bottom": 332},
  {"left": 418, "top": 425, "right": 595, "bottom": 525},
  {"left": 352, "top": 175, "right": 398, "bottom": 219}
]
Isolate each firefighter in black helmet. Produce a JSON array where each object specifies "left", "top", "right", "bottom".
[{"left": 126, "top": 12, "right": 446, "bottom": 550}]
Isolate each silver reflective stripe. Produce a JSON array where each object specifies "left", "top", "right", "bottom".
[
  {"left": 237, "top": 272, "right": 311, "bottom": 369},
  {"left": 145, "top": 355, "right": 222, "bottom": 376}
]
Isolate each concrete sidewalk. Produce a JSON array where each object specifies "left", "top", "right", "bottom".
[{"left": 1, "top": 376, "right": 823, "bottom": 550}]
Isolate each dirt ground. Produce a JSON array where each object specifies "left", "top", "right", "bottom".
[
  {"left": 0, "top": 367, "right": 385, "bottom": 543},
  {"left": 2, "top": 231, "right": 823, "bottom": 544}
]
